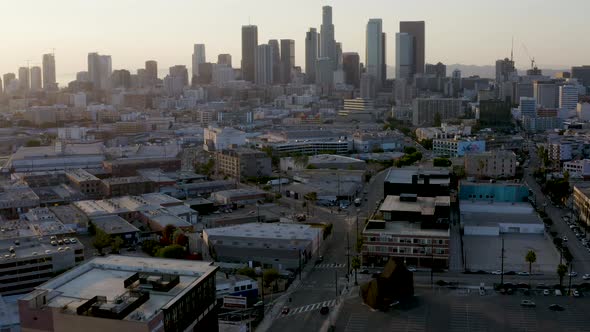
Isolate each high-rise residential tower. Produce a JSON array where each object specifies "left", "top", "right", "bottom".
[
  {"left": 381, "top": 32, "right": 387, "bottom": 85},
  {"left": 305, "top": 28, "right": 318, "bottom": 84},
  {"left": 217, "top": 54, "right": 232, "bottom": 67},
  {"left": 88, "top": 52, "right": 112, "bottom": 90},
  {"left": 241, "top": 25, "right": 258, "bottom": 82},
  {"left": 255, "top": 44, "right": 273, "bottom": 86},
  {"left": 399, "top": 21, "right": 425, "bottom": 75},
  {"left": 268, "top": 39, "right": 281, "bottom": 84},
  {"left": 396, "top": 32, "right": 414, "bottom": 79},
  {"left": 320, "top": 6, "right": 336, "bottom": 70},
  {"left": 495, "top": 58, "right": 517, "bottom": 83},
  {"left": 18, "top": 67, "right": 30, "bottom": 91},
  {"left": 342, "top": 52, "right": 360, "bottom": 88},
  {"left": 3, "top": 73, "right": 15, "bottom": 92},
  {"left": 30, "top": 66, "right": 42, "bottom": 91},
  {"left": 99, "top": 55, "right": 112, "bottom": 90},
  {"left": 42, "top": 53, "right": 56, "bottom": 90},
  {"left": 192, "top": 44, "right": 206, "bottom": 78},
  {"left": 366, "top": 19, "right": 383, "bottom": 86},
  {"left": 280, "top": 39, "right": 295, "bottom": 84},
  {"left": 145, "top": 60, "right": 158, "bottom": 86}
]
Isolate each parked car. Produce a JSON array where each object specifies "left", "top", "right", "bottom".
[
  {"left": 543, "top": 289, "right": 550, "bottom": 296},
  {"left": 491, "top": 270, "right": 502, "bottom": 275},
  {"left": 407, "top": 266, "right": 417, "bottom": 272},
  {"left": 568, "top": 272, "right": 578, "bottom": 277},
  {"left": 520, "top": 300, "right": 536, "bottom": 307},
  {"left": 548, "top": 304, "right": 565, "bottom": 311},
  {"left": 582, "top": 274, "right": 590, "bottom": 280},
  {"left": 517, "top": 271, "right": 530, "bottom": 276},
  {"left": 573, "top": 290, "right": 580, "bottom": 297},
  {"left": 281, "top": 307, "right": 290, "bottom": 315}
]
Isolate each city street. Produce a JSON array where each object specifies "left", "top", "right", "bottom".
[{"left": 523, "top": 143, "right": 590, "bottom": 276}]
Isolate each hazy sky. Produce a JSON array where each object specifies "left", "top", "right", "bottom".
[{"left": 2, "top": 0, "right": 588, "bottom": 84}]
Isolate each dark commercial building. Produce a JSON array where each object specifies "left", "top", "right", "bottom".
[
  {"left": 399, "top": 21, "right": 425, "bottom": 75},
  {"left": 268, "top": 39, "right": 281, "bottom": 84},
  {"left": 197, "top": 62, "right": 213, "bottom": 85},
  {"left": 425, "top": 62, "right": 447, "bottom": 78},
  {"left": 572, "top": 65, "right": 590, "bottom": 86},
  {"left": 384, "top": 167, "right": 451, "bottom": 197},
  {"left": 110, "top": 69, "right": 131, "bottom": 89},
  {"left": 280, "top": 39, "right": 295, "bottom": 84},
  {"left": 343, "top": 52, "right": 360, "bottom": 88},
  {"left": 241, "top": 25, "right": 258, "bottom": 82},
  {"left": 217, "top": 54, "right": 232, "bottom": 67},
  {"left": 478, "top": 99, "right": 512, "bottom": 127}
]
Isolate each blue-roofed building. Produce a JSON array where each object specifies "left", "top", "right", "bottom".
[{"left": 459, "top": 181, "right": 530, "bottom": 203}]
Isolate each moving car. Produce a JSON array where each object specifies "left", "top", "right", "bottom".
[
  {"left": 543, "top": 289, "right": 550, "bottom": 296},
  {"left": 548, "top": 304, "right": 565, "bottom": 311},
  {"left": 520, "top": 300, "right": 536, "bottom": 307},
  {"left": 582, "top": 274, "right": 590, "bottom": 280},
  {"left": 568, "top": 272, "right": 578, "bottom": 277},
  {"left": 319, "top": 306, "right": 330, "bottom": 315},
  {"left": 281, "top": 307, "right": 290, "bottom": 315},
  {"left": 573, "top": 290, "right": 580, "bottom": 297}
]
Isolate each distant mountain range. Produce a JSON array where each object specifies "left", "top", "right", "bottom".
[{"left": 386, "top": 64, "right": 568, "bottom": 79}]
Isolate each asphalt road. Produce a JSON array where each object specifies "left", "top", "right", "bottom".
[
  {"left": 335, "top": 286, "right": 590, "bottom": 332},
  {"left": 264, "top": 167, "right": 391, "bottom": 332},
  {"left": 523, "top": 143, "right": 590, "bottom": 277}
]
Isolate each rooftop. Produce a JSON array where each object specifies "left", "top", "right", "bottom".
[
  {"left": 385, "top": 167, "right": 451, "bottom": 185},
  {"left": 364, "top": 220, "right": 450, "bottom": 237},
  {"left": 25, "top": 255, "right": 217, "bottom": 323},
  {"left": 204, "top": 222, "right": 320, "bottom": 241},
  {"left": 102, "top": 176, "right": 152, "bottom": 185},
  {"left": 460, "top": 201, "right": 543, "bottom": 226},
  {"left": 91, "top": 215, "right": 140, "bottom": 235},
  {"left": 380, "top": 195, "right": 450, "bottom": 215},
  {"left": 66, "top": 169, "right": 100, "bottom": 182}
]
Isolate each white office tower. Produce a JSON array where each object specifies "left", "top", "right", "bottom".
[
  {"left": 365, "top": 19, "right": 383, "bottom": 86},
  {"left": 30, "top": 66, "right": 42, "bottom": 91},
  {"left": 99, "top": 55, "right": 112, "bottom": 90},
  {"left": 320, "top": 6, "right": 336, "bottom": 70},
  {"left": 73, "top": 92, "right": 87, "bottom": 108},
  {"left": 316, "top": 57, "right": 334, "bottom": 88},
  {"left": 192, "top": 44, "right": 206, "bottom": 78},
  {"left": 255, "top": 44, "right": 274, "bottom": 86},
  {"left": 396, "top": 33, "right": 414, "bottom": 79}
]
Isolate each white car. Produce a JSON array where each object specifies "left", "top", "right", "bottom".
[
  {"left": 582, "top": 274, "right": 590, "bottom": 280},
  {"left": 568, "top": 272, "right": 578, "bottom": 277},
  {"left": 491, "top": 270, "right": 502, "bottom": 275},
  {"left": 563, "top": 236, "right": 568, "bottom": 242},
  {"left": 543, "top": 289, "right": 550, "bottom": 296}
]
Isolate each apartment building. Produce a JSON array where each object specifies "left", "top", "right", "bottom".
[
  {"left": 464, "top": 150, "right": 517, "bottom": 179},
  {"left": 214, "top": 149, "right": 272, "bottom": 181}
]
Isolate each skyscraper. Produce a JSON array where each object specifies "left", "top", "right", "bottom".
[
  {"left": 571, "top": 66, "right": 590, "bottom": 86},
  {"left": 217, "top": 54, "right": 232, "bottom": 67},
  {"left": 366, "top": 19, "right": 383, "bottom": 86},
  {"left": 559, "top": 85, "right": 578, "bottom": 112},
  {"left": 335, "top": 42, "right": 343, "bottom": 68},
  {"left": 395, "top": 32, "right": 414, "bottom": 79},
  {"left": 42, "top": 53, "right": 56, "bottom": 90},
  {"left": 255, "top": 44, "right": 273, "bottom": 86},
  {"left": 88, "top": 52, "right": 111, "bottom": 90},
  {"left": 192, "top": 44, "right": 206, "bottom": 78},
  {"left": 145, "top": 60, "right": 158, "bottom": 87},
  {"left": 316, "top": 57, "right": 334, "bottom": 87},
  {"left": 88, "top": 52, "right": 101, "bottom": 89},
  {"left": 305, "top": 28, "right": 318, "bottom": 84},
  {"left": 267, "top": 40, "right": 281, "bottom": 85},
  {"left": 30, "top": 66, "right": 42, "bottom": 91},
  {"left": 495, "top": 58, "right": 516, "bottom": 83},
  {"left": 425, "top": 62, "right": 447, "bottom": 78},
  {"left": 110, "top": 69, "right": 131, "bottom": 89},
  {"left": 99, "top": 55, "right": 112, "bottom": 90},
  {"left": 241, "top": 25, "right": 258, "bottom": 82},
  {"left": 399, "top": 21, "right": 425, "bottom": 75},
  {"left": 169, "top": 65, "right": 189, "bottom": 86},
  {"left": 381, "top": 32, "right": 387, "bottom": 85},
  {"left": 18, "top": 67, "right": 30, "bottom": 91},
  {"left": 280, "top": 39, "right": 295, "bottom": 84},
  {"left": 3, "top": 73, "right": 15, "bottom": 92},
  {"left": 320, "top": 6, "right": 336, "bottom": 70},
  {"left": 342, "top": 52, "right": 360, "bottom": 88}
]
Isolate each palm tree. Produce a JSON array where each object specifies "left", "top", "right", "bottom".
[
  {"left": 557, "top": 264, "right": 568, "bottom": 287},
  {"left": 525, "top": 250, "right": 537, "bottom": 286},
  {"left": 351, "top": 256, "right": 361, "bottom": 286}
]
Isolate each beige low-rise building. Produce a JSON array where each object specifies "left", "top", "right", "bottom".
[
  {"left": 214, "top": 149, "right": 272, "bottom": 181},
  {"left": 464, "top": 150, "right": 517, "bottom": 179}
]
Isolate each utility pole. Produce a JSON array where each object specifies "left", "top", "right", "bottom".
[
  {"left": 346, "top": 231, "right": 351, "bottom": 280},
  {"left": 430, "top": 241, "right": 434, "bottom": 288},
  {"left": 298, "top": 249, "right": 302, "bottom": 280},
  {"left": 500, "top": 236, "right": 505, "bottom": 286},
  {"left": 334, "top": 271, "right": 338, "bottom": 297},
  {"left": 568, "top": 261, "right": 573, "bottom": 296}
]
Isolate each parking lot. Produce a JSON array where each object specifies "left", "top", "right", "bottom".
[
  {"left": 463, "top": 234, "right": 560, "bottom": 274},
  {"left": 335, "top": 287, "right": 590, "bottom": 332}
]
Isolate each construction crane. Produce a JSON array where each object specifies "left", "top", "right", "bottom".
[{"left": 521, "top": 43, "right": 536, "bottom": 70}]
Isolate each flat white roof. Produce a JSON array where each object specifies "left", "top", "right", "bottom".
[{"left": 204, "top": 222, "right": 320, "bottom": 240}]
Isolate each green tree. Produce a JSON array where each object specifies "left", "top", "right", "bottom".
[
  {"left": 263, "top": 268, "right": 280, "bottom": 287},
  {"left": 111, "top": 236, "right": 124, "bottom": 254},
  {"left": 25, "top": 140, "right": 41, "bottom": 147},
  {"left": 92, "top": 229, "right": 111, "bottom": 255},
  {"left": 87, "top": 221, "right": 96, "bottom": 236},
  {"left": 403, "top": 146, "right": 417, "bottom": 154},
  {"left": 156, "top": 244, "right": 186, "bottom": 259},
  {"left": 236, "top": 267, "right": 258, "bottom": 279},
  {"left": 525, "top": 250, "right": 537, "bottom": 285},
  {"left": 141, "top": 239, "right": 161, "bottom": 256},
  {"left": 557, "top": 264, "right": 568, "bottom": 287},
  {"left": 162, "top": 224, "right": 176, "bottom": 245},
  {"left": 433, "top": 158, "right": 452, "bottom": 167},
  {"left": 434, "top": 112, "right": 442, "bottom": 126}
]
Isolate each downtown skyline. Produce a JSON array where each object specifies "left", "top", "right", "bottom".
[{"left": 2, "top": 0, "right": 589, "bottom": 84}]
